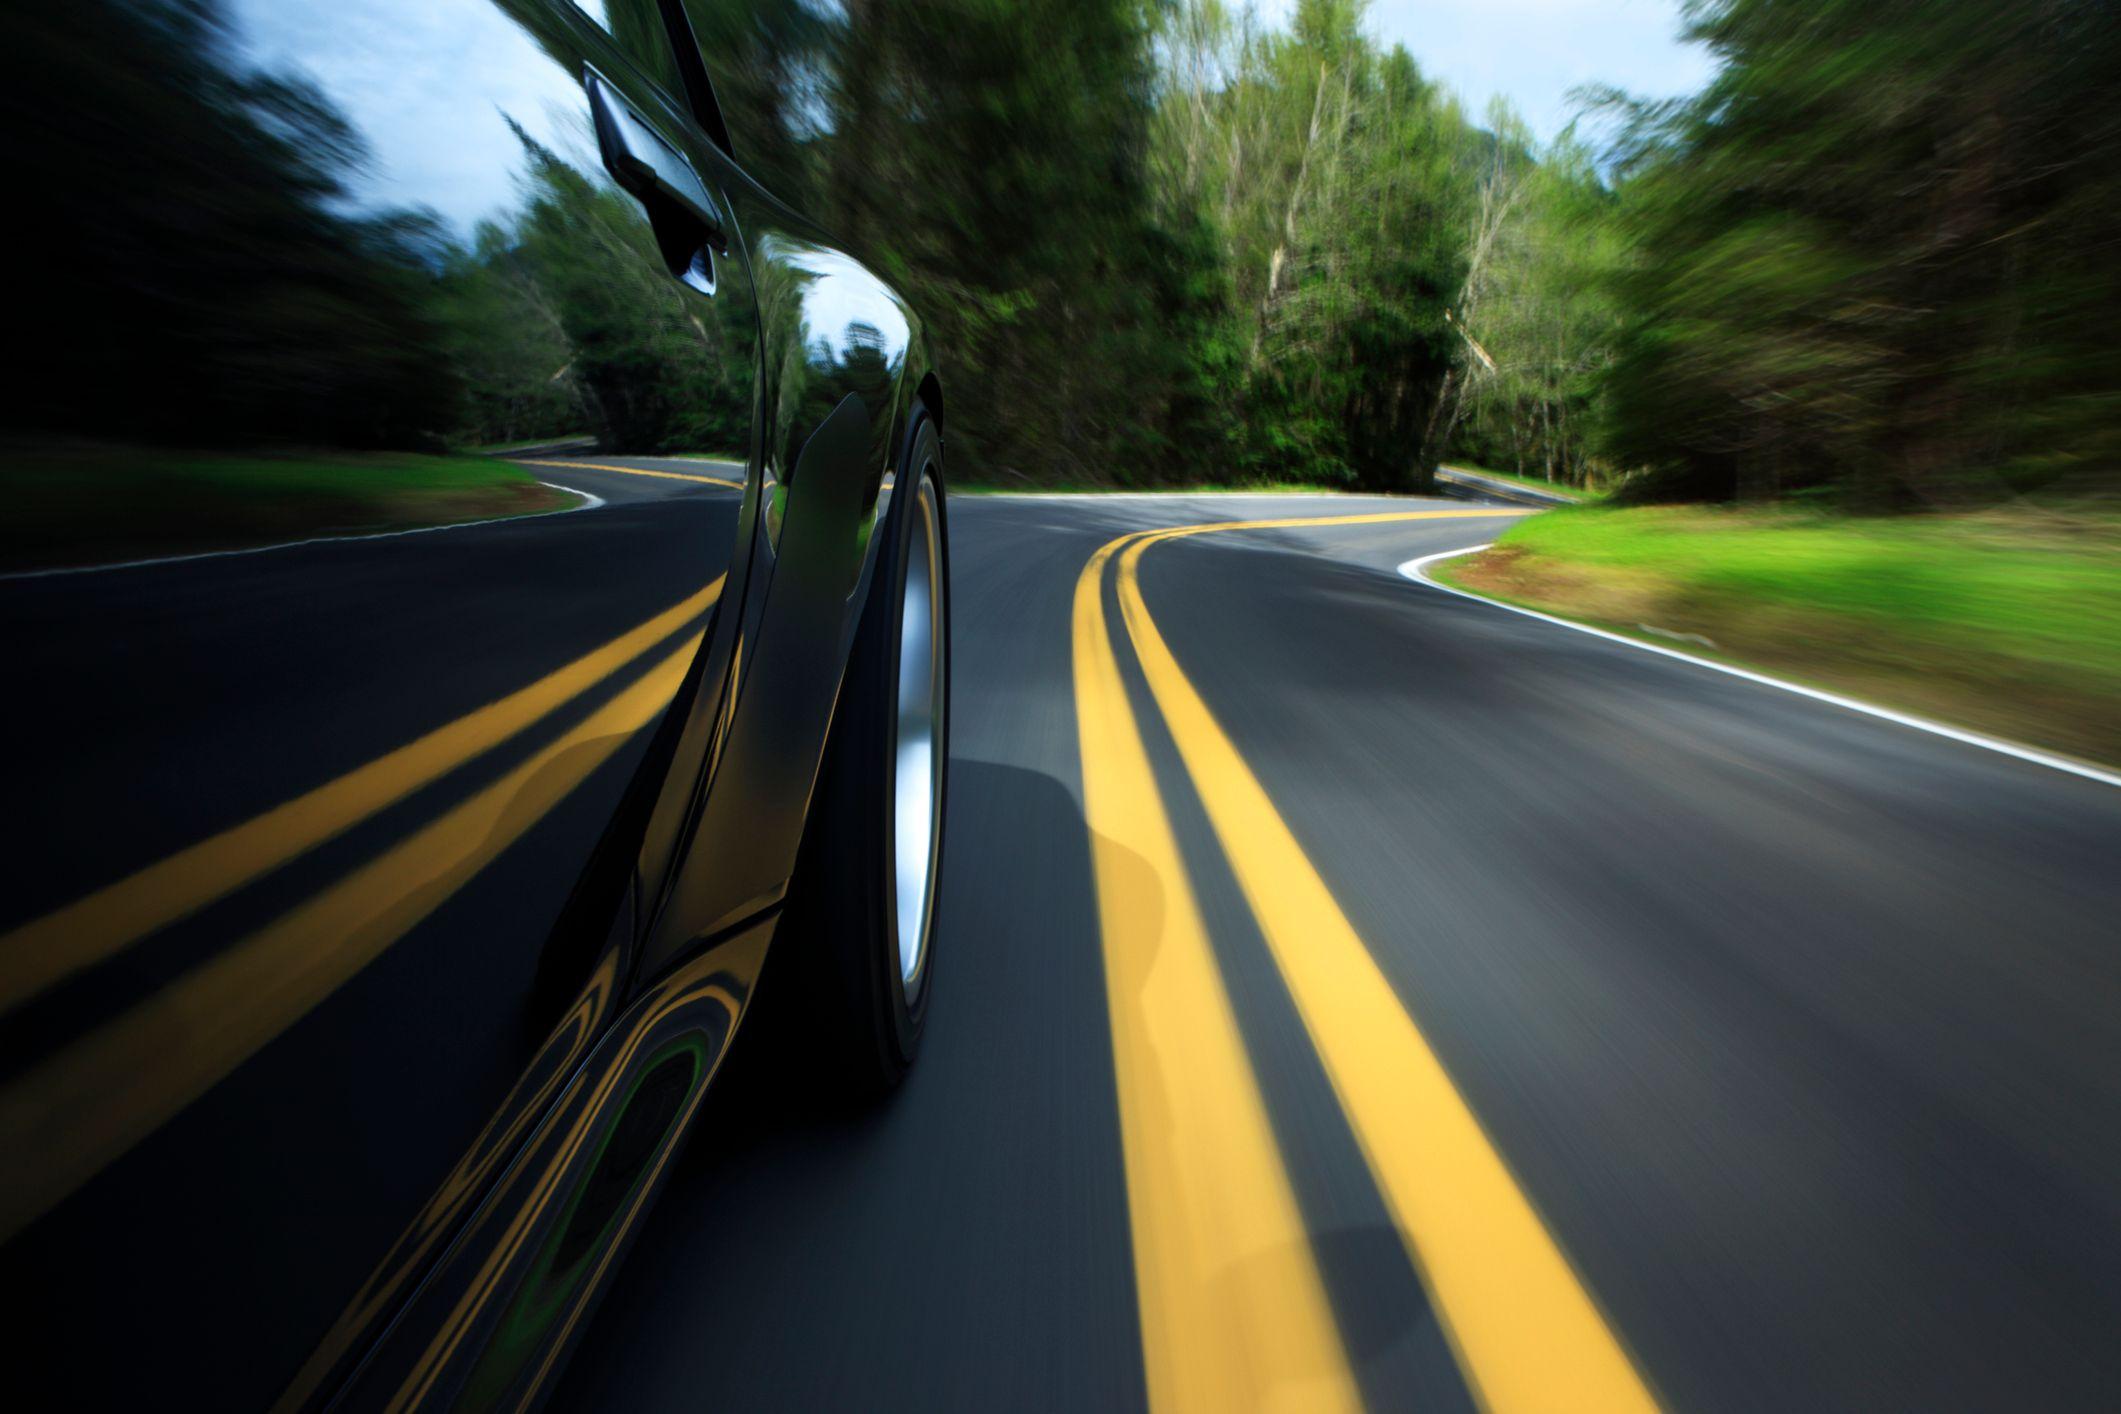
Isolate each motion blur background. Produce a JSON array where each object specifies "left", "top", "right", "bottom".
[
  {"left": 8, "top": 0, "right": 2115, "bottom": 755},
  {"left": 2, "top": 6, "right": 2118, "bottom": 1407},
  {"left": 10, "top": 0, "right": 2119, "bottom": 496}
]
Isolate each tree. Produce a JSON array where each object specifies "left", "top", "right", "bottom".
[
  {"left": 1450, "top": 116, "right": 1627, "bottom": 489},
  {"left": 1597, "top": 0, "right": 2121, "bottom": 505},
  {"left": 3, "top": 0, "right": 458, "bottom": 448},
  {"left": 501, "top": 122, "right": 755, "bottom": 453},
  {"left": 1151, "top": 0, "right": 1478, "bottom": 490}
]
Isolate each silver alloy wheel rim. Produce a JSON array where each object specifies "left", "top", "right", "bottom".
[{"left": 890, "top": 470, "right": 944, "bottom": 995}]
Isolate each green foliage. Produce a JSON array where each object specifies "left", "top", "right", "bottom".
[
  {"left": 0, "top": 0, "right": 1494, "bottom": 489},
  {"left": 20, "top": 0, "right": 2106, "bottom": 508},
  {"left": 1444, "top": 117, "right": 1629, "bottom": 490},
  {"left": 4, "top": 0, "right": 460, "bottom": 448},
  {"left": 1, "top": 0, "right": 758, "bottom": 459},
  {"left": 1148, "top": 1, "right": 1481, "bottom": 489},
  {"left": 433, "top": 227, "right": 585, "bottom": 449},
  {"left": 1595, "top": 0, "right": 2121, "bottom": 505},
  {"left": 1482, "top": 502, "right": 2121, "bottom": 762},
  {"left": 677, "top": 0, "right": 1483, "bottom": 489},
  {"left": 0, "top": 444, "right": 567, "bottom": 572},
  {"left": 501, "top": 125, "right": 755, "bottom": 453},
  {"left": 1500, "top": 504, "right": 2121, "bottom": 659},
  {"left": 683, "top": 0, "right": 1188, "bottom": 482}
]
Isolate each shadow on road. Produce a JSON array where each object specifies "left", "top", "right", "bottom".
[{"left": 552, "top": 757, "right": 1145, "bottom": 1410}]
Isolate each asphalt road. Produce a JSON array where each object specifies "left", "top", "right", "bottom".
[
  {"left": 555, "top": 489, "right": 2121, "bottom": 1413},
  {"left": 5, "top": 468, "right": 2118, "bottom": 1410}
]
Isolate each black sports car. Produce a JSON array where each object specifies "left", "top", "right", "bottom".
[{"left": 1, "top": 1, "right": 947, "bottom": 1406}]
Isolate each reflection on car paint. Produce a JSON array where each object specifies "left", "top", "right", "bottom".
[{"left": 0, "top": 0, "right": 941, "bottom": 1407}]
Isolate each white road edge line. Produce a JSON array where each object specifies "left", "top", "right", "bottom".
[
  {"left": 1399, "top": 543, "right": 2121, "bottom": 791},
  {"left": 0, "top": 480, "right": 607, "bottom": 583},
  {"left": 538, "top": 479, "right": 606, "bottom": 510}
]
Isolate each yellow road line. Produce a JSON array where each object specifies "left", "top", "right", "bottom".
[
  {"left": 1072, "top": 539, "right": 1358, "bottom": 1413},
  {"left": 0, "top": 580, "right": 722, "bottom": 1016},
  {"left": 1109, "top": 513, "right": 1658, "bottom": 1413},
  {"left": 390, "top": 935, "right": 762, "bottom": 1413},
  {"left": 513, "top": 457, "right": 744, "bottom": 491},
  {"left": 0, "top": 634, "right": 701, "bottom": 1242}
]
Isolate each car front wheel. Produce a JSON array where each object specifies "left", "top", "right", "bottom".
[{"left": 776, "top": 403, "right": 948, "bottom": 1095}]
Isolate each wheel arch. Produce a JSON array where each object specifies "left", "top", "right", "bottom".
[{"left": 914, "top": 370, "right": 944, "bottom": 441}]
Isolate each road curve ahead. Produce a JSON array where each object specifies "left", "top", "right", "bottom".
[{"left": 555, "top": 492, "right": 2121, "bottom": 1413}]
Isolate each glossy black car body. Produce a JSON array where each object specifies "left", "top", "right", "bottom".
[{"left": 1, "top": 1, "right": 946, "bottom": 1406}]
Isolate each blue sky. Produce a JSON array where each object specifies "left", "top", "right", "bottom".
[
  {"left": 228, "top": 0, "right": 1718, "bottom": 235},
  {"left": 1257, "top": 0, "right": 1718, "bottom": 144},
  {"left": 232, "top": 0, "right": 600, "bottom": 233}
]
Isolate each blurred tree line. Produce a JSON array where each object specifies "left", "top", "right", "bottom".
[
  {"left": 695, "top": 0, "right": 1482, "bottom": 489},
  {"left": 1591, "top": 0, "right": 2121, "bottom": 505},
  {"left": 1433, "top": 114, "right": 1629, "bottom": 491},
  {"left": 11, "top": 0, "right": 2114, "bottom": 502},
  {"left": 1389, "top": 0, "right": 2121, "bottom": 505},
  {"left": 7, "top": 0, "right": 460, "bottom": 448},
  {"left": 6, "top": 0, "right": 746, "bottom": 459},
  {"left": 624, "top": 0, "right": 2121, "bottom": 499}
]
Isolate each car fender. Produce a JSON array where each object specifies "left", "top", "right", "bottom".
[{"left": 633, "top": 227, "right": 940, "bottom": 982}]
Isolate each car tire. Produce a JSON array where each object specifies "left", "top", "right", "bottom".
[{"left": 773, "top": 402, "right": 948, "bottom": 1098}]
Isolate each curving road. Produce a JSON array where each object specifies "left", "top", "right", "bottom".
[
  {"left": 556, "top": 488, "right": 2121, "bottom": 1413},
  {"left": 5, "top": 469, "right": 2118, "bottom": 1410}
]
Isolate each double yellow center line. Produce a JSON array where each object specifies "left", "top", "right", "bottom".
[
  {"left": 0, "top": 578, "right": 721, "bottom": 1240},
  {"left": 1076, "top": 511, "right": 1659, "bottom": 1413},
  {"left": 1074, "top": 533, "right": 1358, "bottom": 1410}
]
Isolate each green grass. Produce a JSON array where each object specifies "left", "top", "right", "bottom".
[
  {"left": 2, "top": 442, "right": 576, "bottom": 572},
  {"left": 1446, "top": 503, "right": 2121, "bottom": 762},
  {"left": 1440, "top": 462, "right": 1596, "bottom": 501},
  {"left": 1496, "top": 505, "right": 2121, "bottom": 673}
]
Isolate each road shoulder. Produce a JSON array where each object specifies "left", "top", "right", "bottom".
[{"left": 1405, "top": 534, "right": 2120, "bottom": 785}]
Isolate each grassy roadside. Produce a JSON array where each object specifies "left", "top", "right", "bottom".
[
  {"left": 1436, "top": 503, "right": 2121, "bottom": 765},
  {"left": 2, "top": 442, "right": 578, "bottom": 573}
]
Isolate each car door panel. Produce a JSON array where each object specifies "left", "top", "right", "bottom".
[
  {"left": 2, "top": 0, "right": 944, "bottom": 1406},
  {"left": 2, "top": 0, "right": 758, "bottom": 1406}
]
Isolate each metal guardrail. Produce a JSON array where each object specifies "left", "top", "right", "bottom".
[
  {"left": 485, "top": 436, "right": 599, "bottom": 460},
  {"left": 1434, "top": 465, "right": 1580, "bottom": 507}
]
